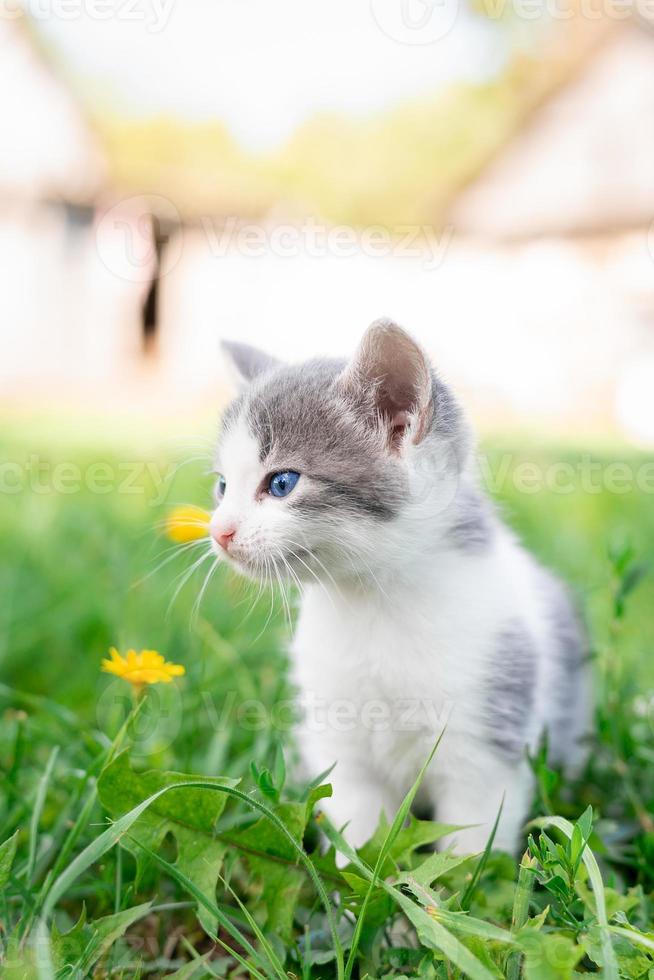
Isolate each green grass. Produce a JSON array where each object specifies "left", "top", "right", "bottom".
[{"left": 1, "top": 426, "right": 653, "bottom": 978}]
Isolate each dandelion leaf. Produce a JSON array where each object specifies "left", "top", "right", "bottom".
[
  {"left": 51, "top": 902, "right": 152, "bottom": 974},
  {"left": 98, "top": 752, "right": 237, "bottom": 934},
  {"left": 229, "top": 784, "right": 331, "bottom": 941}
]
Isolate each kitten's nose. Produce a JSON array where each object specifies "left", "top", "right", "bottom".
[{"left": 212, "top": 528, "right": 236, "bottom": 551}]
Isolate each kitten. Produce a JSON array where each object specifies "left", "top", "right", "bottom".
[{"left": 210, "top": 319, "right": 590, "bottom": 855}]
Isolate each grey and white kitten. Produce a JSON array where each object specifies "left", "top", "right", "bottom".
[{"left": 209, "top": 319, "right": 590, "bottom": 854}]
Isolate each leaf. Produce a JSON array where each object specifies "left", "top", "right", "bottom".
[
  {"left": 229, "top": 787, "right": 328, "bottom": 940},
  {"left": 403, "top": 877, "right": 515, "bottom": 944},
  {"left": 393, "top": 889, "right": 503, "bottom": 980},
  {"left": 520, "top": 930, "right": 584, "bottom": 980},
  {"left": 272, "top": 742, "right": 286, "bottom": 795},
  {"left": 0, "top": 829, "right": 20, "bottom": 891},
  {"left": 357, "top": 813, "right": 461, "bottom": 873},
  {"left": 97, "top": 752, "right": 238, "bottom": 935},
  {"left": 530, "top": 814, "right": 619, "bottom": 980},
  {"left": 51, "top": 902, "right": 152, "bottom": 974},
  {"left": 165, "top": 952, "right": 214, "bottom": 978},
  {"left": 576, "top": 806, "right": 593, "bottom": 844},
  {"left": 250, "top": 762, "right": 279, "bottom": 803},
  {"left": 341, "top": 871, "right": 394, "bottom": 924},
  {"left": 243, "top": 856, "right": 304, "bottom": 940},
  {"left": 401, "top": 848, "right": 472, "bottom": 887}
]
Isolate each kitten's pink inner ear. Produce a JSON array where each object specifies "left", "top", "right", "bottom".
[
  {"left": 389, "top": 410, "right": 411, "bottom": 450},
  {"left": 341, "top": 320, "right": 433, "bottom": 451}
]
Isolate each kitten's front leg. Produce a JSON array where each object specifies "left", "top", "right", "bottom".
[
  {"left": 300, "top": 732, "right": 399, "bottom": 852},
  {"left": 431, "top": 749, "right": 534, "bottom": 855},
  {"left": 326, "top": 765, "right": 396, "bottom": 851}
]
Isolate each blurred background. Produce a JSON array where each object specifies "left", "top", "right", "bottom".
[{"left": 2, "top": 0, "right": 654, "bottom": 442}]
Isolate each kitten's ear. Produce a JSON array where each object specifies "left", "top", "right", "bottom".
[
  {"left": 339, "top": 319, "right": 432, "bottom": 450},
  {"left": 221, "top": 340, "right": 281, "bottom": 386}
]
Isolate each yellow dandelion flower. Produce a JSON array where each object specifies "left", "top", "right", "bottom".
[
  {"left": 165, "top": 505, "right": 211, "bottom": 543},
  {"left": 101, "top": 647, "right": 185, "bottom": 688}
]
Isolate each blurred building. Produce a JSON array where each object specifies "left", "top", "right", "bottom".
[
  {"left": 0, "top": 11, "right": 154, "bottom": 392},
  {"left": 442, "top": 14, "right": 654, "bottom": 442},
  {"left": 1, "top": 8, "right": 653, "bottom": 443}
]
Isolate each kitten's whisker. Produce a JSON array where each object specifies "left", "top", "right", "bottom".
[
  {"left": 237, "top": 564, "right": 268, "bottom": 626},
  {"left": 338, "top": 536, "right": 392, "bottom": 602},
  {"left": 284, "top": 537, "right": 344, "bottom": 604},
  {"left": 191, "top": 556, "right": 220, "bottom": 627},
  {"left": 251, "top": 554, "right": 277, "bottom": 645},
  {"left": 278, "top": 553, "right": 299, "bottom": 621},
  {"left": 282, "top": 541, "right": 339, "bottom": 611},
  {"left": 133, "top": 538, "right": 209, "bottom": 586},
  {"left": 271, "top": 559, "right": 293, "bottom": 630},
  {"left": 276, "top": 549, "right": 304, "bottom": 600},
  {"left": 166, "top": 547, "right": 215, "bottom": 619}
]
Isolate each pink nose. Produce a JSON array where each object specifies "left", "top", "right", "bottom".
[{"left": 212, "top": 528, "right": 236, "bottom": 551}]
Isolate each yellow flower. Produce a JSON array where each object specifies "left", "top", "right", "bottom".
[
  {"left": 165, "top": 505, "right": 210, "bottom": 543},
  {"left": 101, "top": 648, "right": 185, "bottom": 687}
]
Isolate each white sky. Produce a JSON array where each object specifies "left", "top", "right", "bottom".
[{"left": 31, "top": 0, "right": 508, "bottom": 151}]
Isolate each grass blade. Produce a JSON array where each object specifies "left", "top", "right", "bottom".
[
  {"left": 506, "top": 852, "right": 536, "bottom": 980},
  {"left": 33, "top": 918, "right": 55, "bottom": 980},
  {"left": 609, "top": 926, "right": 654, "bottom": 954},
  {"left": 460, "top": 794, "right": 504, "bottom": 910},
  {"left": 344, "top": 732, "right": 444, "bottom": 979},
  {"left": 27, "top": 746, "right": 59, "bottom": 886},
  {"left": 218, "top": 873, "right": 288, "bottom": 980}
]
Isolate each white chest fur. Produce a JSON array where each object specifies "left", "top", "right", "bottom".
[{"left": 289, "top": 531, "right": 564, "bottom": 855}]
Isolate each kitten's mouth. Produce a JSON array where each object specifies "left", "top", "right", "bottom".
[{"left": 226, "top": 544, "right": 319, "bottom": 583}]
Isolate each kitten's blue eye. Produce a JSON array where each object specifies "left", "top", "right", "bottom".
[
  {"left": 215, "top": 475, "right": 226, "bottom": 500},
  {"left": 268, "top": 471, "right": 300, "bottom": 498}
]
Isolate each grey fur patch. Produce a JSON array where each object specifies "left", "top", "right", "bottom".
[
  {"left": 242, "top": 358, "right": 406, "bottom": 521},
  {"left": 248, "top": 358, "right": 346, "bottom": 463},
  {"left": 540, "top": 571, "right": 588, "bottom": 764},
  {"left": 430, "top": 374, "right": 463, "bottom": 440},
  {"left": 483, "top": 622, "right": 537, "bottom": 760},
  {"left": 222, "top": 340, "right": 280, "bottom": 384},
  {"left": 220, "top": 392, "right": 245, "bottom": 435},
  {"left": 293, "top": 475, "right": 396, "bottom": 520},
  {"left": 445, "top": 486, "right": 494, "bottom": 552}
]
